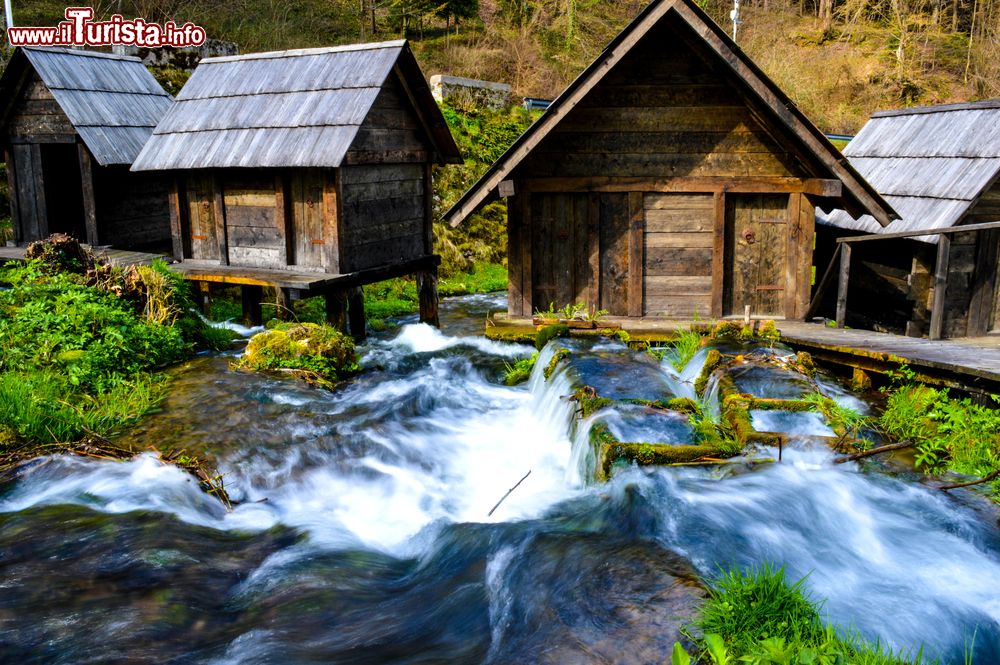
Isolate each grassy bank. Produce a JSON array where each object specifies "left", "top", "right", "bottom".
[
  {"left": 678, "top": 565, "right": 953, "bottom": 665},
  {"left": 0, "top": 240, "right": 234, "bottom": 490}
]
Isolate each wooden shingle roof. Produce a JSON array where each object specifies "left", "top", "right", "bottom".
[
  {"left": 818, "top": 100, "right": 1000, "bottom": 243},
  {"left": 132, "top": 40, "right": 461, "bottom": 171},
  {"left": 0, "top": 47, "right": 172, "bottom": 165},
  {"left": 444, "top": 0, "right": 897, "bottom": 228}
]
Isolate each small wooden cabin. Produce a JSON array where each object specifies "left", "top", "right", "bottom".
[
  {"left": 132, "top": 41, "right": 461, "bottom": 330},
  {"left": 445, "top": 0, "right": 896, "bottom": 321},
  {"left": 816, "top": 101, "right": 1000, "bottom": 339},
  {"left": 0, "top": 47, "right": 173, "bottom": 249}
]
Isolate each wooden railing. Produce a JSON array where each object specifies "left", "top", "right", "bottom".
[{"left": 806, "top": 220, "right": 1000, "bottom": 340}]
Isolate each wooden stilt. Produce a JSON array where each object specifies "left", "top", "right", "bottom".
[
  {"left": 929, "top": 235, "right": 951, "bottom": 340},
  {"left": 241, "top": 285, "right": 263, "bottom": 326},
  {"left": 276, "top": 287, "right": 293, "bottom": 321},
  {"left": 198, "top": 281, "right": 211, "bottom": 316},
  {"left": 347, "top": 287, "right": 366, "bottom": 340},
  {"left": 325, "top": 289, "right": 348, "bottom": 332},
  {"left": 416, "top": 269, "right": 440, "bottom": 327}
]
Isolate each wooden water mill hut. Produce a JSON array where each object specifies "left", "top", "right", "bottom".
[
  {"left": 445, "top": 0, "right": 897, "bottom": 322},
  {"left": 131, "top": 40, "right": 462, "bottom": 332},
  {"left": 814, "top": 101, "right": 1000, "bottom": 339},
  {"left": 0, "top": 47, "right": 174, "bottom": 249}
]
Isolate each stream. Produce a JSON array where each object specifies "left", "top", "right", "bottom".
[{"left": 1, "top": 293, "right": 999, "bottom": 663}]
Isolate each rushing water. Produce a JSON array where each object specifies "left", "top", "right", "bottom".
[{"left": 1, "top": 293, "right": 999, "bottom": 663}]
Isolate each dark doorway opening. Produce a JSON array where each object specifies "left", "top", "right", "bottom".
[{"left": 40, "top": 143, "right": 86, "bottom": 240}]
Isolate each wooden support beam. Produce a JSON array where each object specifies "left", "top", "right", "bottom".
[
  {"left": 276, "top": 287, "right": 293, "bottom": 321},
  {"left": 197, "top": 281, "right": 212, "bottom": 316},
  {"left": 837, "top": 220, "right": 1000, "bottom": 244},
  {"left": 212, "top": 174, "right": 228, "bottom": 265},
  {"left": 423, "top": 163, "right": 434, "bottom": 255},
  {"left": 929, "top": 235, "right": 951, "bottom": 340},
  {"left": 77, "top": 144, "right": 99, "bottom": 246},
  {"left": 805, "top": 243, "right": 841, "bottom": 320},
  {"left": 835, "top": 243, "right": 852, "bottom": 328},
  {"left": 322, "top": 169, "right": 342, "bottom": 273},
  {"left": 627, "top": 192, "right": 644, "bottom": 317},
  {"left": 275, "top": 173, "right": 289, "bottom": 266},
  {"left": 524, "top": 176, "right": 843, "bottom": 197},
  {"left": 416, "top": 268, "right": 440, "bottom": 327},
  {"left": 241, "top": 285, "right": 263, "bottom": 326},
  {"left": 325, "top": 289, "right": 348, "bottom": 332},
  {"left": 4, "top": 148, "right": 21, "bottom": 244},
  {"left": 31, "top": 144, "right": 48, "bottom": 239},
  {"left": 167, "top": 178, "right": 184, "bottom": 261},
  {"left": 348, "top": 286, "right": 366, "bottom": 341},
  {"left": 711, "top": 191, "right": 726, "bottom": 318}
]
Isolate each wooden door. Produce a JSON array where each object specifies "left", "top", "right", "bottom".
[
  {"left": 723, "top": 194, "right": 790, "bottom": 318},
  {"left": 968, "top": 228, "right": 999, "bottom": 335},
  {"left": 290, "top": 170, "right": 326, "bottom": 270},
  {"left": 530, "top": 193, "right": 591, "bottom": 314},
  {"left": 185, "top": 173, "right": 218, "bottom": 260}
]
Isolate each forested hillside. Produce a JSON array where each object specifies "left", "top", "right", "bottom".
[{"left": 8, "top": 0, "right": 997, "bottom": 133}]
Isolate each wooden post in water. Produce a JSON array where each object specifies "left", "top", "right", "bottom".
[
  {"left": 835, "top": 243, "right": 852, "bottom": 328},
  {"left": 276, "top": 287, "right": 293, "bottom": 321},
  {"left": 416, "top": 269, "right": 440, "bottom": 327},
  {"left": 348, "top": 287, "right": 366, "bottom": 341},
  {"left": 198, "top": 281, "right": 211, "bottom": 316},
  {"left": 241, "top": 285, "right": 263, "bottom": 326},
  {"left": 929, "top": 235, "right": 951, "bottom": 340},
  {"left": 325, "top": 289, "right": 348, "bottom": 332}
]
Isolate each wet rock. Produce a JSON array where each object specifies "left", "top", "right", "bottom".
[
  {"left": 491, "top": 533, "right": 705, "bottom": 665},
  {"left": 236, "top": 322, "right": 359, "bottom": 387}
]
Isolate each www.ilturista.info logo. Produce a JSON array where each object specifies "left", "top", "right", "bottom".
[{"left": 7, "top": 7, "right": 206, "bottom": 47}]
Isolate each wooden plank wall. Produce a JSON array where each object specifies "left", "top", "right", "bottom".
[
  {"left": 344, "top": 74, "right": 429, "bottom": 166},
  {"left": 9, "top": 144, "right": 48, "bottom": 241},
  {"left": 6, "top": 74, "right": 75, "bottom": 145},
  {"left": 222, "top": 172, "right": 284, "bottom": 268},
  {"left": 941, "top": 230, "right": 979, "bottom": 337},
  {"left": 642, "top": 193, "right": 713, "bottom": 317},
  {"left": 521, "top": 20, "right": 800, "bottom": 181},
  {"left": 339, "top": 163, "right": 425, "bottom": 273},
  {"left": 93, "top": 168, "right": 171, "bottom": 249}
]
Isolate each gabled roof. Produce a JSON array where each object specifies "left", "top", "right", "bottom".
[
  {"left": 444, "top": 0, "right": 897, "bottom": 228},
  {"left": 0, "top": 47, "right": 173, "bottom": 165},
  {"left": 132, "top": 40, "right": 461, "bottom": 171},
  {"left": 817, "top": 100, "right": 1000, "bottom": 243}
]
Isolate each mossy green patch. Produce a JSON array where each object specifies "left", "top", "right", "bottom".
[{"left": 236, "top": 322, "right": 359, "bottom": 388}]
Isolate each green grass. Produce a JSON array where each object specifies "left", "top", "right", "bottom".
[
  {"left": 682, "top": 564, "right": 932, "bottom": 665},
  {"left": 503, "top": 352, "right": 538, "bottom": 385}
]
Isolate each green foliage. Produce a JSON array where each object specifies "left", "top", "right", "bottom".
[
  {"left": 503, "top": 352, "right": 538, "bottom": 385},
  {"left": 236, "top": 322, "right": 359, "bottom": 384},
  {"left": 672, "top": 641, "right": 692, "bottom": 665},
  {"left": 690, "top": 564, "right": 915, "bottom": 665},
  {"left": 665, "top": 328, "right": 704, "bottom": 372},
  {"left": 802, "top": 392, "right": 872, "bottom": 447}
]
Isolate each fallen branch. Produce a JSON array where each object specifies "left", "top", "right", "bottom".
[
  {"left": 938, "top": 469, "right": 1000, "bottom": 491},
  {"left": 833, "top": 441, "right": 913, "bottom": 464},
  {"left": 488, "top": 470, "right": 531, "bottom": 517}
]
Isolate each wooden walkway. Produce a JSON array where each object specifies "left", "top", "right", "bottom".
[
  {"left": 777, "top": 321, "right": 1000, "bottom": 393},
  {"left": 0, "top": 245, "right": 167, "bottom": 267}
]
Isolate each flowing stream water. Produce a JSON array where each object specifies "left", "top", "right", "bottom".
[{"left": 1, "top": 293, "right": 999, "bottom": 663}]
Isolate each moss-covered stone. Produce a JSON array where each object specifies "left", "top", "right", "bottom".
[
  {"left": 235, "top": 322, "right": 358, "bottom": 388},
  {"left": 661, "top": 397, "right": 701, "bottom": 414},
  {"left": 795, "top": 351, "right": 816, "bottom": 376},
  {"left": 544, "top": 347, "right": 571, "bottom": 380},
  {"left": 694, "top": 349, "right": 724, "bottom": 396},
  {"left": 536, "top": 323, "right": 569, "bottom": 350}
]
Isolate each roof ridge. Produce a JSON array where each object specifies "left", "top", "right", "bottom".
[
  {"left": 23, "top": 46, "right": 142, "bottom": 62},
  {"left": 175, "top": 85, "right": 381, "bottom": 101},
  {"left": 201, "top": 40, "right": 407, "bottom": 64},
  {"left": 871, "top": 99, "right": 1000, "bottom": 118}
]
